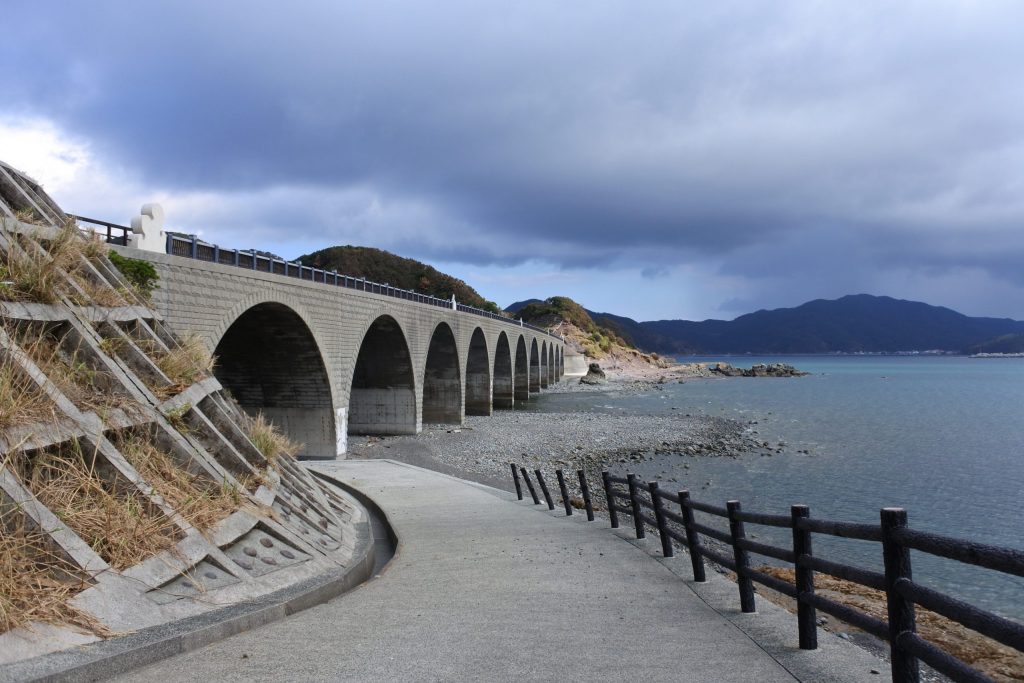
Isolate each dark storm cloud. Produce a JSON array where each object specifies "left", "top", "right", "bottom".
[{"left": 3, "top": 1, "right": 1024, "bottom": 313}]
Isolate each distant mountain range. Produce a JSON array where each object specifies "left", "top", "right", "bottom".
[{"left": 507, "top": 294, "right": 1024, "bottom": 354}]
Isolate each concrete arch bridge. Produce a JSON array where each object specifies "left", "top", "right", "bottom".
[{"left": 114, "top": 243, "right": 566, "bottom": 458}]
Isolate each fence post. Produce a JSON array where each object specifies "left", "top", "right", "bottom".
[
  {"left": 556, "top": 470, "right": 573, "bottom": 516},
  {"left": 679, "top": 491, "right": 706, "bottom": 582},
  {"left": 649, "top": 482, "right": 673, "bottom": 558},
  {"left": 791, "top": 504, "right": 817, "bottom": 650},
  {"left": 190, "top": 235, "right": 198, "bottom": 258},
  {"left": 727, "top": 500, "right": 756, "bottom": 613},
  {"left": 535, "top": 469, "right": 555, "bottom": 510},
  {"left": 510, "top": 463, "right": 523, "bottom": 500},
  {"left": 626, "top": 474, "right": 645, "bottom": 539},
  {"left": 251, "top": 250, "right": 257, "bottom": 269},
  {"left": 602, "top": 471, "right": 619, "bottom": 528},
  {"left": 578, "top": 470, "right": 594, "bottom": 521},
  {"left": 520, "top": 467, "right": 540, "bottom": 505},
  {"left": 165, "top": 233, "right": 173, "bottom": 255},
  {"left": 881, "top": 507, "right": 919, "bottom": 683}
]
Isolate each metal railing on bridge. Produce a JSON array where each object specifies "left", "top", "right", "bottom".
[{"left": 68, "top": 215, "right": 561, "bottom": 341}]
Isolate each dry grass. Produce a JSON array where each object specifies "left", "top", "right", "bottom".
[
  {"left": 16, "top": 442, "right": 180, "bottom": 571},
  {"left": 246, "top": 413, "right": 300, "bottom": 467},
  {"left": 116, "top": 434, "right": 245, "bottom": 531},
  {"left": 0, "top": 506, "right": 108, "bottom": 636},
  {"left": 12, "top": 324, "right": 137, "bottom": 417},
  {"left": 0, "top": 222, "right": 127, "bottom": 307},
  {"left": 759, "top": 566, "right": 1024, "bottom": 682},
  {"left": 0, "top": 345, "right": 56, "bottom": 431},
  {"left": 149, "top": 334, "right": 214, "bottom": 393}
]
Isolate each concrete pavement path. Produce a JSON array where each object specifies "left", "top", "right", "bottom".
[{"left": 113, "top": 460, "right": 886, "bottom": 682}]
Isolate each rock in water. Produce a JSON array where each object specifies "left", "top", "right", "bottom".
[
  {"left": 579, "top": 362, "right": 607, "bottom": 385},
  {"left": 710, "top": 362, "right": 808, "bottom": 377}
]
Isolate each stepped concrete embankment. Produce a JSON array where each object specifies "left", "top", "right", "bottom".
[{"left": 114, "top": 460, "right": 885, "bottom": 682}]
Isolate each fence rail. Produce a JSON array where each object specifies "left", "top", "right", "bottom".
[
  {"left": 163, "top": 233, "right": 560, "bottom": 339},
  {"left": 69, "top": 214, "right": 131, "bottom": 246},
  {"left": 513, "top": 463, "right": 1024, "bottom": 683}
]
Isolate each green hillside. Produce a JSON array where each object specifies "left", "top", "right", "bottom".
[{"left": 297, "top": 245, "right": 502, "bottom": 313}]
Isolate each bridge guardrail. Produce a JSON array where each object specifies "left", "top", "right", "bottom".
[
  {"left": 513, "top": 463, "right": 1024, "bottom": 683},
  {"left": 162, "top": 233, "right": 560, "bottom": 339},
  {"left": 65, "top": 218, "right": 559, "bottom": 340},
  {"left": 69, "top": 214, "right": 131, "bottom": 246}
]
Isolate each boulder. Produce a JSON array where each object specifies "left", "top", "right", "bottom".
[{"left": 579, "top": 362, "right": 607, "bottom": 385}]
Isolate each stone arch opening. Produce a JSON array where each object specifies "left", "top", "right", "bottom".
[
  {"left": 514, "top": 336, "right": 529, "bottom": 401},
  {"left": 493, "top": 332, "right": 514, "bottom": 409},
  {"left": 465, "top": 328, "right": 491, "bottom": 416},
  {"left": 349, "top": 315, "right": 417, "bottom": 435},
  {"left": 558, "top": 347, "right": 564, "bottom": 377},
  {"left": 547, "top": 344, "right": 555, "bottom": 384},
  {"left": 214, "top": 302, "right": 335, "bottom": 457},
  {"left": 540, "top": 341, "right": 549, "bottom": 388},
  {"left": 423, "top": 322, "right": 462, "bottom": 424},
  {"left": 529, "top": 339, "right": 541, "bottom": 393}
]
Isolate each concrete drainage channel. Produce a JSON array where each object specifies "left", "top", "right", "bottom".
[{"left": 0, "top": 473, "right": 397, "bottom": 683}]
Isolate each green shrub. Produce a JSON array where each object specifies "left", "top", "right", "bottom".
[{"left": 108, "top": 252, "right": 158, "bottom": 299}]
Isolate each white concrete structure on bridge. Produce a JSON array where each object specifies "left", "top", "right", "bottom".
[{"left": 113, "top": 246, "right": 566, "bottom": 459}]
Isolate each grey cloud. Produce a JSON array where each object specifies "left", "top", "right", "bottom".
[{"left": 3, "top": 1, "right": 1024, "bottom": 317}]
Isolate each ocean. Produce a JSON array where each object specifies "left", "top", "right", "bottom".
[{"left": 530, "top": 356, "right": 1024, "bottom": 621}]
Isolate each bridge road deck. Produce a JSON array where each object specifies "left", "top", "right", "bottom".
[{"left": 114, "top": 461, "right": 886, "bottom": 682}]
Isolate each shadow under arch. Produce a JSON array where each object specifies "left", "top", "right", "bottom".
[
  {"left": 465, "top": 327, "right": 491, "bottom": 416},
  {"left": 214, "top": 301, "right": 335, "bottom": 457},
  {"left": 539, "top": 341, "right": 549, "bottom": 389},
  {"left": 423, "top": 322, "right": 462, "bottom": 424},
  {"left": 493, "top": 331, "right": 514, "bottom": 409},
  {"left": 349, "top": 315, "right": 417, "bottom": 435},
  {"left": 514, "top": 335, "right": 529, "bottom": 402},
  {"left": 529, "top": 338, "right": 541, "bottom": 393}
]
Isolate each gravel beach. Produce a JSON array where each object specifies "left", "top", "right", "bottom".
[{"left": 347, "top": 367, "right": 770, "bottom": 497}]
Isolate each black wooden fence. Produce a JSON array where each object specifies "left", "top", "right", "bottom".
[{"left": 510, "top": 463, "right": 1024, "bottom": 683}]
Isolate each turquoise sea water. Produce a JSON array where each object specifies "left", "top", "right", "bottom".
[{"left": 533, "top": 356, "right": 1024, "bottom": 620}]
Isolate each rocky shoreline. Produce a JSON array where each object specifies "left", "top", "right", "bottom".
[{"left": 346, "top": 363, "right": 791, "bottom": 497}]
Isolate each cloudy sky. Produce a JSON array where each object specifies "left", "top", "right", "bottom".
[{"left": 3, "top": 1, "right": 1023, "bottom": 321}]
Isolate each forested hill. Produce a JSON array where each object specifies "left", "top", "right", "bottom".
[
  {"left": 510, "top": 294, "right": 1024, "bottom": 354},
  {"left": 297, "top": 246, "right": 502, "bottom": 313}
]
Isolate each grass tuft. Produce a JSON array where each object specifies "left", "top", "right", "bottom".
[
  {"left": 0, "top": 506, "right": 109, "bottom": 636},
  {"left": 116, "top": 434, "right": 245, "bottom": 531},
  {"left": 16, "top": 441, "right": 179, "bottom": 571},
  {"left": 151, "top": 334, "right": 214, "bottom": 390},
  {"left": 0, "top": 345, "right": 56, "bottom": 432},
  {"left": 246, "top": 413, "right": 300, "bottom": 467},
  {"left": 11, "top": 323, "right": 137, "bottom": 417}
]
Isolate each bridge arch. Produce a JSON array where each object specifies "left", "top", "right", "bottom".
[
  {"left": 213, "top": 300, "right": 335, "bottom": 457},
  {"left": 514, "top": 335, "right": 530, "bottom": 401},
  {"left": 549, "top": 345, "right": 556, "bottom": 383},
  {"left": 423, "top": 322, "right": 462, "bottom": 424},
  {"left": 349, "top": 315, "right": 417, "bottom": 435},
  {"left": 493, "top": 332, "right": 513, "bottom": 409},
  {"left": 465, "top": 327, "right": 491, "bottom": 416},
  {"left": 529, "top": 338, "right": 541, "bottom": 393}
]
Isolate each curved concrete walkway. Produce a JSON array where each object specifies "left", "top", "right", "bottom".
[{"left": 114, "top": 460, "right": 886, "bottom": 682}]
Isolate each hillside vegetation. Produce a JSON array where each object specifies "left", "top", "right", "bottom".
[
  {"left": 513, "top": 296, "right": 667, "bottom": 369},
  {"left": 297, "top": 245, "right": 503, "bottom": 313}
]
